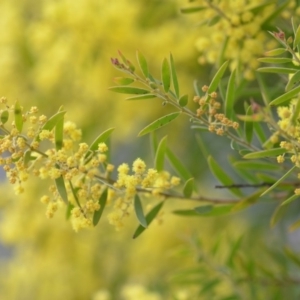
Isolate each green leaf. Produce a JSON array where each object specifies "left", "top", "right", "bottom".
[
  {"left": 225, "top": 69, "right": 236, "bottom": 119},
  {"left": 133, "top": 201, "right": 164, "bottom": 239},
  {"left": 35, "top": 110, "right": 67, "bottom": 142},
  {"left": 1, "top": 110, "right": 9, "bottom": 124},
  {"left": 261, "top": 165, "right": 297, "bottom": 197},
  {"left": 155, "top": 136, "right": 167, "bottom": 172},
  {"left": 294, "top": 25, "right": 300, "bottom": 50},
  {"left": 231, "top": 190, "right": 264, "bottom": 212},
  {"left": 65, "top": 202, "right": 74, "bottom": 220},
  {"left": 269, "top": 85, "right": 300, "bottom": 106},
  {"left": 286, "top": 70, "right": 300, "bottom": 91},
  {"left": 93, "top": 188, "right": 108, "bottom": 226},
  {"left": 23, "top": 149, "right": 32, "bottom": 167},
  {"left": 85, "top": 127, "right": 115, "bottom": 159},
  {"left": 161, "top": 57, "right": 171, "bottom": 93},
  {"left": 227, "top": 236, "right": 243, "bottom": 267},
  {"left": 183, "top": 178, "right": 194, "bottom": 198},
  {"left": 194, "top": 205, "right": 233, "bottom": 216},
  {"left": 284, "top": 247, "right": 300, "bottom": 268},
  {"left": 289, "top": 219, "right": 300, "bottom": 231},
  {"left": 126, "top": 94, "right": 156, "bottom": 100},
  {"left": 253, "top": 122, "right": 267, "bottom": 144},
  {"left": 257, "top": 57, "right": 293, "bottom": 64},
  {"left": 14, "top": 101, "right": 23, "bottom": 132},
  {"left": 55, "top": 175, "right": 68, "bottom": 204},
  {"left": 55, "top": 114, "right": 64, "bottom": 151},
  {"left": 270, "top": 205, "right": 288, "bottom": 228},
  {"left": 243, "top": 148, "right": 286, "bottom": 159},
  {"left": 134, "top": 194, "right": 147, "bottom": 228},
  {"left": 233, "top": 160, "right": 279, "bottom": 171},
  {"left": 109, "top": 86, "right": 150, "bottom": 95},
  {"left": 170, "top": 53, "right": 179, "bottom": 98},
  {"left": 291, "top": 95, "right": 300, "bottom": 125},
  {"left": 180, "top": 6, "right": 206, "bottom": 14},
  {"left": 244, "top": 106, "right": 253, "bottom": 143},
  {"left": 280, "top": 194, "right": 299, "bottom": 206},
  {"left": 136, "top": 51, "right": 149, "bottom": 77},
  {"left": 113, "top": 77, "right": 135, "bottom": 85},
  {"left": 208, "top": 156, "right": 243, "bottom": 197},
  {"left": 257, "top": 67, "right": 298, "bottom": 74},
  {"left": 166, "top": 148, "right": 192, "bottom": 182},
  {"left": 138, "top": 112, "right": 180, "bottom": 137},
  {"left": 264, "top": 48, "right": 286, "bottom": 56},
  {"left": 208, "top": 61, "right": 229, "bottom": 93},
  {"left": 179, "top": 94, "right": 188, "bottom": 107}
]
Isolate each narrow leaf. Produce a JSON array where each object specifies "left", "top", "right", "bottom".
[
  {"left": 208, "top": 61, "right": 229, "bottom": 93},
  {"left": 179, "top": 94, "right": 188, "bottom": 107},
  {"left": 55, "top": 115, "right": 64, "bottom": 151},
  {"left": 257, "top": 67, "right": 298, "bottom": 74},
  {"left": 253, "top": 122, "right": 267, "bottom": 144},
  {"left": 126, "top": 94, "right": 156, "bottom": 100},
  {"left": 180, "top": 6, "right": 206, "bottom": 14},
  {"left": 291, "top": 95, "right": 300, "bottom": 125},
  {"left": 231, "top": 190, "right": 264, "bottom": 212},
  {"left": 233, "top": 160, "right": 279, "bottom": 171},
  {"left": 134, "top": 194, "right": 147, "bottom": 228},
  {"left": 109, "top": 86, "right": 150, "bottom": 95},
  {"left": 136, "top": 51, "right": 149, "bottom": 77},
  {"left": 270, "top": 203, "right": 288, "bottom": 228},
  {"left": 270, "top": 85, "right": 300, "bottom": 106},
  {"left": 225, "top": 69, "right": 236, "bottom": 119},
  {"left": 85, "top": 127, "right": 115, "bottom": 159},
  {"left": 93, "top": 188, "right": 108, "bottom": 226},
  {"left": 133, "top": 201, "right": 164, "bottom": 239},
  {"left": 41, "top": 110, "right": 66, "bottom": 132},
  {"left": 281, "top": 194, "right": 299, "bottom": 206},
  {"left": 257, "top": 57, "right": 293, "bottom": 64},
  {"left": 261, "top": 165, "right": 296, "bottom": 197},
  {"left": 138, "top": 112, "right": 180, "bottom": 137},
  {"left": 183, "top": 178, "right": 194, "bottom": 198},
  {"left": 289, "top": 219, "right": 300, "bottom": 231},
  {"left": 243, "top": 148, "right": 286, "bottom": 159},
  {"left": 161, "top": 57, "right": 171, "bottom": 93},
  {"left": 1, "top": 110, "right": 9, "bottom": 124},
  {"left": 166, "top": 148, "right": 192, "bottom": 181},
  {"left": 208, "top": 156, "right": 243, "bottom": 197},
  {"left": 294, "top": 25, "right": 300, "bottom": 50},
  {"left": 286, "top": 70, "right": 300, "bottom": 91},
  {"left": 284, "top": 247, "right": 300, "bottom": 268},
  {"left": 264, "top": 48, "right": 286, "bottom": 56},
  {"left": 14, "top": 101, "right": 23, "bottom": 132},
  {"left": 55, "top": 175, "right": 68, "bottom": 204},
  {"left": 244, "top": 106, "right": 253, "bottom": 143},
  {"left": 170, "top": 53, "right": 179, "bottom": 98},
  {"left": 155, "top": 136, "right": 167, "bottom": 172},
  {"left": 194, "top": 205, "right": 233, "bottom": 216},
  {"left": 113, "top": 77, "right": 135, "bottom": 85}
]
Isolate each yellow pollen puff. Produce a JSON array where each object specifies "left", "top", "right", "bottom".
[
  {"left": 277, "top": 155, "right": 285, "bottom": 163},
  {"left": 29, "top": 116, "right": 37, "bottom": 124},
  {"left": 201, "top": 85, "right": 209, "bottom": 92},
  {"left": 39, "top": 115, "right": 47, "bottom": 124},
  {"left": 29, "top": 106, "right": 38, "bottom": 113},
  {"left": 39, "top": 130, "right": 53, "bottom": 141},
  {"left": 210, "top": 92, "right": 218, "bottom": 99},
  {"left": 118, "top": 163, "right": 130, "bottom": 175},
  {"left": 40, "top": 195, "right": 50, "bottom": 204},
  {"left": 295, "top": 188, "right": 300, "bottom": 195},
  {"left": 16, "top": 137, "right": 27, "bottom": 149},
  {"left": 14, "top": 185, "right": 24, "bottom": 195},
  {"left": 49, "top": 168, "right": 61, "bottom": 179},
  {"left": 132, "top": 158, "right": 146, "bottom": 174},
  {"left": 171, "top": 176, "right": 180, "bottom": 186},
  {"left": 106, "top": 164, "right": 114, "bottom": 172},
  {"left": 98, "top": 142, "right": 108, "bottom": 153},
  {"left": 0, "top": 97, "right": 7, "bottom": 104},
  {"left": 98, "top": 154, "right": 107, "bottom": 163}
]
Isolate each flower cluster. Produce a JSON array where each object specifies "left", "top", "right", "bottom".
[
  {"left": 193, "top": 0, "right": 298, "bottom": 80},
  {"left": 193, "top": 87, "right": 239, "bottom": 135},
  {"left": 0, "top": 99, "right": 181, "bottom": 232},
  {"left": 107, "top": 158, "right": 180, "bottom": 230}
]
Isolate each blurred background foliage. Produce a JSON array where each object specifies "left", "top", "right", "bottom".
[{"left": 1, "top": 0, "right": 300, "bottom": 299}]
